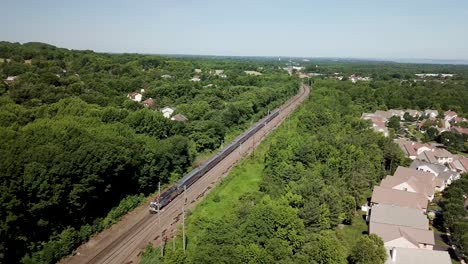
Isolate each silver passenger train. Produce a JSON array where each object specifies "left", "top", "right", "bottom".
[{"left": 149, "top": 109, "right": 280, "bottom": 213}]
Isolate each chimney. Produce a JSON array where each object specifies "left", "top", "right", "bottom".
[{"left": 391, "top": 247, "right": 397, "bottom": 262}]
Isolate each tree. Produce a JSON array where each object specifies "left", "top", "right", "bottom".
[
  {"left": 296, "top": 233, "right": 346, "bottom": 264},
  {"left": 348, "top": 234, "right": 387, "bottom": 264},
  {"left": 387, "top": 116, "right": 400, "bottom": 132}
]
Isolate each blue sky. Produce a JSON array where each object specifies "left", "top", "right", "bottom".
[{"left": 1, "top": 0, "right": 468, "bottom": 59}]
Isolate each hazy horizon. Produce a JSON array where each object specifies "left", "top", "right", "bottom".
[{"left": 2, "top": 0, "right": 468, "bottom": 61}]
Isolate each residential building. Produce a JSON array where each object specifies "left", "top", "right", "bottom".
[
  {"left": 417, "top": 149, "right": 454, "bottom": 165},
  {"left": 410, "top": 159, "right": 458, "bottom": 189},
  {"left": 244, "top": 70, "right": 262, "bottom": 76},
  {"left": 127, "top": 92, "right": 142, "bottom": 102},
  {"left": 368, "top": 204, "right": 429, "bottom": 230},
  {"left": 423, "top": 110, "right": 438, "bottom": 119},
  {"left": 190, "top": 76, "right": 201, "bottom": 82},
  {"left": 4, "top": 76, "right": 18, "bottom": 83},
  {"left": 142, "top": 98, "right": 154, "bottom": 108},
  {"left": 171, "top": 114, "right": 188, "bottom": 122},
  {"left": 394, "top": 139, "right": 433, "bottom": 160},
  {"left": 161, "top": 107, "right": 175, "bottom": 118},
  {"left": 380, "top": 166, "right": 436, "bottom": 201},
  {"left": 450, "top": 157, "right": 468, "bottom": 174},
  {"left": 161, "top": 74, "right": 172, "bottom": 79},
  {"left": 384, "top": 247, "right": 451, "bottom": 264},
  {"left": 371, "top": 186, "right": 428, "bottom": 212},
  {"left": 370, "top": 222, "right": 434, "bottom": 250}
]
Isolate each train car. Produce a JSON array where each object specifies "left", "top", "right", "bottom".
[{"left": 149, "top": 109, "right": 280, "bottom": 213}]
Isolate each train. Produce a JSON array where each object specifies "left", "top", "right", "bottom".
[{"left": 149, "top": 109, "right": 281, "bottom": 213}]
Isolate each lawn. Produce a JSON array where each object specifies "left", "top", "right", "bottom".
[
  {"left": 185, "top": 136, "right": 273, "bottom": 250},
  {"left": 335, "top": 211, "right": 369, "bottom": 254}
]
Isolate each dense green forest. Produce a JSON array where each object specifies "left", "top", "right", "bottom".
[
  {"left": 0, "top": 42, "right": 298, "bottom": 263},
  {"left": 142, "top": 64, "right": 468, "bottom": 263},
  {"left": 142, "top": 83, "right": 408, "bottom": 264}
]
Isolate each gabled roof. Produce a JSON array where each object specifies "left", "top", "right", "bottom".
[
  {"left": 432, "top": 148, "right": 453, "bottom": 158},
  {"left": 410, "top": 160, "right": 447, "bottom": 175},
  {"left": 417, "top": 151, "right": 438, "bottom": 164},
  {"left": 384, "top": 247, "right": 451, "bottom": 264},
  {"left": 380, "top": 167, "right": 436, "bottom": 198},
  {"left": 171, "top": 114, "right": 188, "bottom": 122},
  {"left": 161, "top": 106, "right": 174, "bottom": 112},
  {"left": 371, "top": 186, "right": 428, "bottom": 211},
  {"left": 142, "top": 98, "right": 154, "bottom": 107},
  {"left": 370, "top": 222, "right": 434, "bottom": 246},
  {"left": 370, "top": 204, "right": 428, "bottom": 230},
  {"left": 444, "top": 110, "right": 457, "bottom": 117},
  {"left": 450, "top": 157, "right": 468, "bottom": 173}
]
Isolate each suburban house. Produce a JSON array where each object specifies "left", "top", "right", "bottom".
[
  {"left": 417, "top": 149, "right": 454, "bottom": 165},
  {"left": 380, "top": 166, "right": 436, "bottom": 201},
  {"left": 142, "top": 98, "right": 154, "bottom": 108},
  {"left": 410, "top": 159, "right": 458, "bottom": 189},
  {"left": 368, "top": 204, "right": 429, "bottom": 229},
  {"left": 394, "top": 138, "right": 433, "bottom": 160},
  {"left": 370, "top": 222, "right": 435, "bottom": 250},
  {"left": 423, "top": 109, "right": 439, "bottom": 119},
  {"left": 444, "top": 110, "right": 458, "bottom": 129},
  {"left": 244, "top": 70, "right": 263, "bottom": 76},
  {"left": 127, "top": 92, "right": 142, "bottom": 102},
  {"left": 190, "top": 76, "right": 201, "bottom": 82},
  {"left": 384, "top": 247, "right": 451, "bottom": 264},
  {"left": 4, "top": 76, "right": 18, "bottom": 84},
  {"left": 161, "top": 107, "right": 175, "bottom": 118},
  {"left": 361, "top": 113, "right": 389, "bottom": 137},
  {"left": 171, "top": 114, "right": 188, "bottom": 122},
  {"left": 161, "top": 74, "right": 172, "bottom": 79},
  {"left": 450, "top": 157, "right": 468, "bottom": 173},
  {"left": 444, "top": 110, "right": 458, "bottom": 122},
  {"left": 194, "top": 69, "right": 202, "bottom": 73},
  {"left": 370, "top": 186, "right": 428, "bottom": 212}
]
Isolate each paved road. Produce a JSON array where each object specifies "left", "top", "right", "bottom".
[{"left": 61, "top": 84, "right": 310, "bottom": 264}]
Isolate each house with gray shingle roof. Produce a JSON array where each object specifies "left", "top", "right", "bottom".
[
  {"left": 384, "top": 247, "right": 451, "bottom": 264},
  {"left": 369, "top": 204, "right": 429, "bottom": 230}
]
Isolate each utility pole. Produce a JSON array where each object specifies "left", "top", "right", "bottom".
[
  {"left": 158, "top": 182, "right": 163, "bottom": 256},
  {"left": 182, "top": 185, "right": 186, "bottom": 254}
]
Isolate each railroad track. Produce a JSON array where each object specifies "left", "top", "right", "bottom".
[{"left": 61, "top": 83, "right": 310, "bottom": 264}]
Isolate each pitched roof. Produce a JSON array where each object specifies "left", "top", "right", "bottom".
[
  {"left": 417, "top": 151, "right": 438, "bottom": 164},
  {"left": 444, "top": 110, "right": 457, "bottom": 117},
  {"left": 432, "top": 148, "right": 454, "bottom": 158},
  {"left": 371, "top": 186, "right": 428, "bottom": 211},
  {"left": 370, "top": 204, "right": 429, "bottom": 230},
  {"left": 384, "top": 247, "right": 451, "bottom": 264},
  {"left": 450, "top": 157, "right": 468, "bottom": 173},
  {"left": 380, "top": 167, "right": 436, "bottom": 198},
  {"left": 370, "top": 222, "right": 435, "bottom": 246},
  {"left": 142, "top": 98, "right": 154, "bottom": 107},
  {"left": 171, "top": 114, "right": 188, "bottom": 122},
  {"left": 410, "top": 160, "right": 448, "bottom": 175}
]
